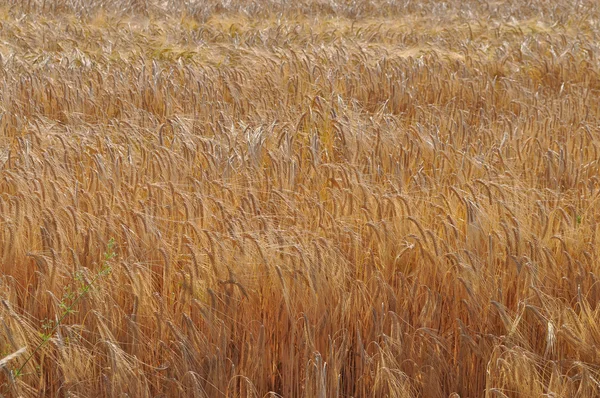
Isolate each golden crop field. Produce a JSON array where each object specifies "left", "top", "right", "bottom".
[{"left": 1, "top": 0, "right": 600, "bottom": 396}]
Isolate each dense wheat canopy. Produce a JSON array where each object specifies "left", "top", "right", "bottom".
[{"left": 1, "top": 0, "right": 600, "bottom": 396}]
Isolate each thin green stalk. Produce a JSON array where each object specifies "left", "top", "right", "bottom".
[{"left": 14, "top": 239, "right": 115, "bottom": 378}]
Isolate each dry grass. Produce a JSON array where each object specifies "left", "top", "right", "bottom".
[{"left": 1, "top": 0, "right": 600, "bottom": 396}]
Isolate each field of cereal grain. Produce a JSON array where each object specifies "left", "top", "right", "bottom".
[{"left": 2, "top": 1, "right": 600, "bottom": 396}]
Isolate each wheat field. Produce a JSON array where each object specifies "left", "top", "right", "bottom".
[{"left": 1, "top": 0, "right": 600, "bottom": 397}]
